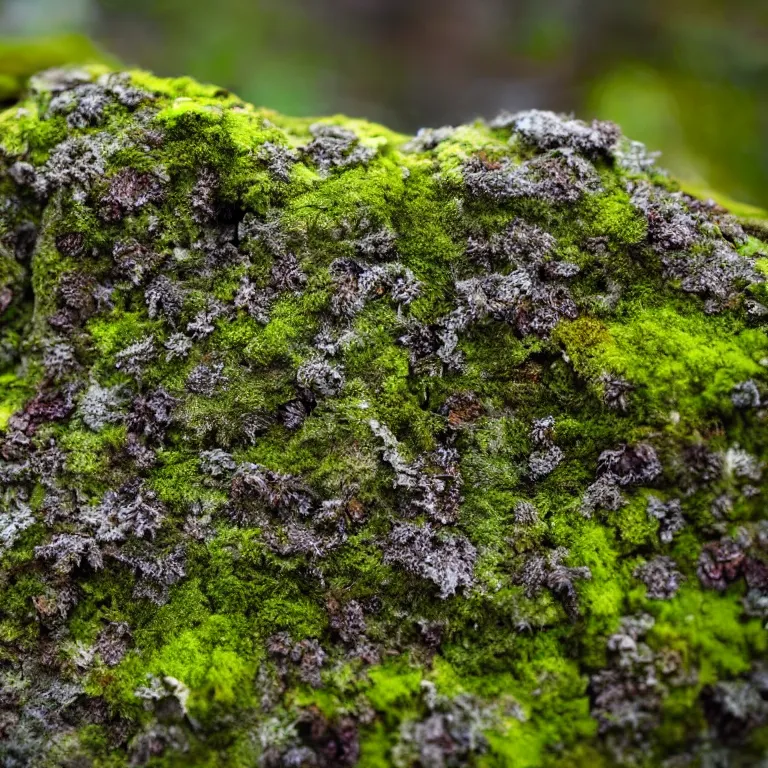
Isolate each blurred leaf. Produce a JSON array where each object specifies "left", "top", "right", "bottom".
[
  {"left": 589, "top": 64, "right": 766, "bottom": 208},
  {"left": 0, "top": 33, "right": 119, "bottom": 102},
  {"left": 679, "top": 180, "right": 768, "bottom": 222}
]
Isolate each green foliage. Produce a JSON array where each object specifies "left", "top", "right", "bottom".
[{"left": 0, "top": 34, "right": 117, "bottom": 102}]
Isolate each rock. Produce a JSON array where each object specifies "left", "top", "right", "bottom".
[{"left": 1, "top": 66, "right": 768, "bottom": 766}]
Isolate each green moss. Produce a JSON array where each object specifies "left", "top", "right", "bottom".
[
  {"left": 0, "top": 372, "right": 33, "bottom": 430},
  {"left": 365, "top": 662, "right": 423, "bottom": 715},
  {"left": 581, "top": 189, "right": 648, "bottom": 246},
  {"left": 651, "top": 587, "right": 766, "bottom": 682},
  {"left": 58, "top": 424, "right": 127, "bottom": 496}
]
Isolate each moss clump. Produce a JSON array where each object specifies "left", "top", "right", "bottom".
[{"left": 1, "top": 67, "right": 768, "bottom": 767}]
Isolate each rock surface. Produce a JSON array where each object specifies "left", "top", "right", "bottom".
[{"left": 1, "top": 66, "right": 768, "bottom": 766}]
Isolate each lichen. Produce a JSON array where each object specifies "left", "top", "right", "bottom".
[{"left": 0, "top": 65, "right": 768, "bottom": 767}]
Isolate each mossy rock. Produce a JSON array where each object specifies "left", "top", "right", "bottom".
[{"left": 1, "top": 67, "right": 768, "bottom": 767}]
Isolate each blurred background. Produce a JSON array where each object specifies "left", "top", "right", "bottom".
[{"left": 1, "top": 0, "right": 767, "bottom": 207}]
